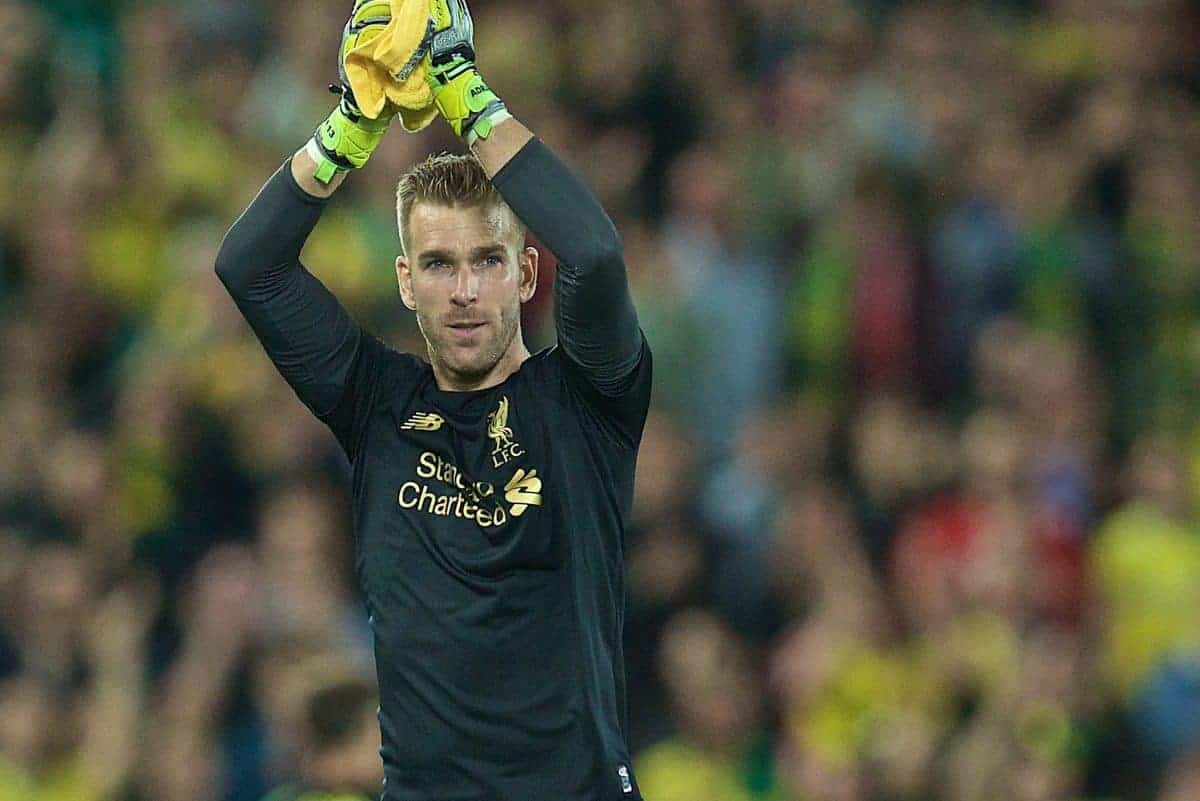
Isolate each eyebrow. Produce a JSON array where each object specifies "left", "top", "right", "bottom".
[{"left": 416, "top": 244, "right": 507, "bottom": 264}]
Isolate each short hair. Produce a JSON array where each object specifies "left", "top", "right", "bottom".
[{"left": 395, "top": 152, "right": 524, "bottom": 256}]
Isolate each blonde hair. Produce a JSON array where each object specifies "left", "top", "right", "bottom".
[{"left": 395, "top": 152, "right": 524, "bottom": 256}]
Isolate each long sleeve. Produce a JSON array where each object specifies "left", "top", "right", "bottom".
[
  {"left": 491, "top": 139, "right": 645, "bottom": 397},
  {"left": 214, "top": 160, "right": 374, "bottom": 452}
]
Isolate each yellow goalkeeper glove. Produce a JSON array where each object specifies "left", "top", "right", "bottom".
[
  {"left": 425, "top": 0, "right": 511, "bottom": 145},
  {"left": 308, "top": 0, "right": 397, "bottom": 184}
]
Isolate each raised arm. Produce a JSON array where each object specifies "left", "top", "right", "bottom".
[
  {"left": 214, "top": 157, "right": 361, "bottom": 421},
  {"left": 425, "top": 2, "right": 645, "bottom": 396},
  {"left": 215, "top": 1, "right": 402, "bottom": 454},
  {"left": 487, "top": 127, "right": 644, "bottom": 397}
]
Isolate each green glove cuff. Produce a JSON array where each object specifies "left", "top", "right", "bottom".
[
  {"left": 309, "top": 95, "right": 392, "bottom": 184},
  {"left": 427, "top": 57, "right": 510, "bottom": 145}
]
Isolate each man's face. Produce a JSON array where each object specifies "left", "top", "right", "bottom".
[{"left": 397, "top": 201, "right": 537, "bottom": 387}]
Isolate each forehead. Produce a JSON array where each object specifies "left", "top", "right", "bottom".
[{"left": 407, "top": 201, "right": 519, "bottom": 253}]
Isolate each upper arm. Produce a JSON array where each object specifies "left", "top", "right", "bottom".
[
  {"left": 220, "top": 257, "right": 365, "bottom": 419},
  {"left": 557, "top": 337, "right": 653, "bottom": 450},
  {"left": 215, "top": 160, "right": 391, "bottom": 459},
  {"left": 489, "top": 138, "right": 644, "bottom": 394},
  {"left": 553, "top": 244, "right": 645, "bottom": 398}
]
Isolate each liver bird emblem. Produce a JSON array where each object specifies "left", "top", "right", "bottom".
[{"left": 488, "top": 396, "right": 514, "bottom": 447}]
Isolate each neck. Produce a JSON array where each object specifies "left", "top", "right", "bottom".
[{"left": 431, "top": 335, "right": 530, "bottom": 391}]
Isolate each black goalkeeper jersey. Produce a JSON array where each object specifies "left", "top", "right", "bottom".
[
  {"left": 340, "top": 333, "right": 650, "bottom": 801},
  {"left": 217, "top": 140, "right": 650, "bottom": 801}
]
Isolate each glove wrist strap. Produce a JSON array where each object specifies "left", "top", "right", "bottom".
[
  {"left": 308, "top": 96, "right": 391, "bottom": 184},
  {"left": 465, "top": 105, "right": 511, "bottom": 146},
  {"left": 306, "top": 136, "right": 347, "bottom": 185}
]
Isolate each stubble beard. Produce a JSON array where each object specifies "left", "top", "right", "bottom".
[{"left": 416, "top": 299, "right": 521, "bottom": 386}]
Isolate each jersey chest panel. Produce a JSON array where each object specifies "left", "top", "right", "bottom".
[{"left": 355, "top": 378, "right": 569, "bottom": 601}]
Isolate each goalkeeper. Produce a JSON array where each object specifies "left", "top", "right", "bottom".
[{"left": 216, "top": 2, "right": 651, "bottom": 800}]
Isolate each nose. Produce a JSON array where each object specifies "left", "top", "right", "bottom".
[{"left": 450, "top": 267, "right": 478, "bottom": 306}]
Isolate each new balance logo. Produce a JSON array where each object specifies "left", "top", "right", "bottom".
[{"left": 400, "top": 412, "right": 444, "bottom": 432}]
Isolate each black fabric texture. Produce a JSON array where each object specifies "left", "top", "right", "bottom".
[
  {"left": 492, "top": 138, "right": 644, "bottom": 396},
  {"left": 214, "top": 161, "right": 363, "bottom": 426}
]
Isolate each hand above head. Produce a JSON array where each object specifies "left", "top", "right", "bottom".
[
  {"left": 425, "top": 0, "right": 511, "bottom": 145},
  {"left": 307, "top": 0, "right": 399, "bottom": 184}
]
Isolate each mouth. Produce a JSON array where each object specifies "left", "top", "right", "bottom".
[{"left": 446, "top": 321, "right": 485, "bottom": 340}]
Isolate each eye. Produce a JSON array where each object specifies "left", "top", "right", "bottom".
[
  {"left": 485, "top": 255, "right": 502, "bottom": 266},
  {"left": 427, "top": 259, "right": 449, "bottom": 270}
]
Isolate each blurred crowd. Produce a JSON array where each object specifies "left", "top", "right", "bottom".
[{"left": 2, "top": 0, "right": 1199, "bottom": 799}]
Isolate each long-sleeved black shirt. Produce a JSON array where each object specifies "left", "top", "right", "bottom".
[{"left": 216, "top": 139, "right": 651, "bottom": 801}]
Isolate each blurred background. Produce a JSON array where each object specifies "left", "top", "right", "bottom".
[{"left": 2, "top": 0, "right": 1199, "bottom": 799}]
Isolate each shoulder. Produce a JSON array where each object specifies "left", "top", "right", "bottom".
[
  {"left": 533, "top": 339, "right": 653, "bottom": 450},
  {"left": 358, "top": 335, "right": 430, "bottom": 387},
  {"left": 340, "top": 335, "right": 432, "bottom": 424},
  {"left": 554, "top": 335, "right": 653, "bottom": 405},
  {"left": 533, "top": 336, "right": 653, "bottom": 389}
]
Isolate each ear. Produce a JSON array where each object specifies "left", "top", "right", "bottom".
[
  {"left": 396, "top": 255, "right": 416, "bottom": 310},
  {"left": 518, "top": 246, "right": 538, "bottom": 304}
]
